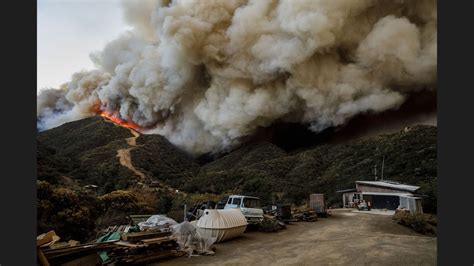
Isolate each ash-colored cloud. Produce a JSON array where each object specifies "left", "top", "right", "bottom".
[{"left": 38, "top": 0, "right": 437, "bottom": 156}]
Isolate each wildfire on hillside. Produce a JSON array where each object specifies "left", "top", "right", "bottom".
[{"left": 99, "top": 110, "right": 141, "bottom": 132}]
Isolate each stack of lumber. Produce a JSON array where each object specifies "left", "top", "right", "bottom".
[
  {"left": 37, "top": 230, "right": 183, "bottom": 265},
  {"left": 105, "top": 230, "right": 184, "bottom": 264},
  {"left": 39, "top": 241, "right": 116, "bottom": 265}
]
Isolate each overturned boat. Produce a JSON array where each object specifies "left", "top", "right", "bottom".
[{"left": 196, "top": 209, "right": 248, "bottom": 243}]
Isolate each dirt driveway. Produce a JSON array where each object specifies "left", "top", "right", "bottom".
[{"left": 159, "top": 209, "right": 436, "bottom": 265}]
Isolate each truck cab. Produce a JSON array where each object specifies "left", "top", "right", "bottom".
[{"left": 224, "top": 195, "right": 264, "bottom": 224}]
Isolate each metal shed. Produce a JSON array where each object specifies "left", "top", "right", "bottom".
[{"left": 337, "top": 180, "right": 423, "bottom": 212}]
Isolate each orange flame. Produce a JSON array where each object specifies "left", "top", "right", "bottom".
[{"left": 99, "top": 110, "right": 141, "bottom": 131}]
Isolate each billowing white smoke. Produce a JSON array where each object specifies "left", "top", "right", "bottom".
[{"left": 37, "top": 0, "right": 437, "bottom": 155}]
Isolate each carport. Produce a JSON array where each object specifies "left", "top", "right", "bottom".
[{"left": 361, "top": 192, "right": 412, "bottom": 210}]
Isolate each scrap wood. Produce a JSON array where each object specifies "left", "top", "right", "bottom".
[
  {"left": 140, "top": 236, "right": 176, "bottom": 244},
  {"left": 43, "top": 245, "right": 98, "bottom": 258},
  {"left": 37, "top": 230, "right": 59, "bottom": 247},
  {"left": 49, "top": 242, "right": 70, "bottom": 249},
  {"left": 42, "top": 242, "right": 115, "bottom": 259},
  {"left": 48, "top": 239, "right": 79, "bottom": 249},
  {"left": 61, "top": 253, "right": 98, "bottom": 266},
  {"left": 263, "top": 214, "right": 276, "bottom": 219},
  {"left": 122, "top": 230, "right": 171, "bottom": 242},
  {"left": 42, "top": 242, "right": 98, "bottom": 252},
  {"left": 68, "top": 240, "right": 80, "bottom": 246},
  {"left": 37, "top": 247, "right": 50, "bottom": 266},
  {"left": 109, "top": 245, "right": 180, "bottom": 264},
  {"left": 114, "top": 241, "right": 148, "bottom": 248},
  {"left": 40, "top": 235, "right": 61, "bottom": 248}
]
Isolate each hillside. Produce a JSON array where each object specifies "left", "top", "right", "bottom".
[
  {"left": 37, "top": 117, "right": 199, "bottom": 193},
  {"left": 37, "top": 117, "right": 437, "bottom": 240},
  {"left": 37, "top": 117, "right": 437, "bottom": 208},
  {"left": 188, "top": 125, "right": 437, "bottom": 213}
]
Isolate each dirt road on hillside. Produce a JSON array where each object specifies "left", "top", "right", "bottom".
[
  {"left": 114, "top": 127, "right": 187, "bottom": 195},
  {"left": 116, "top": 129, "right": 145, "bottom": 179},
  {"left": 158, "top": 209, "right": 436, "bottom": 265}
]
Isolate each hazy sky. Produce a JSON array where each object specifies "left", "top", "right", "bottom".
[{"left": 37, "top": 0, "right": 128, "bottom": 93}]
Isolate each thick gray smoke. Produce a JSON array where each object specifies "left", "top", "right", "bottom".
[{"left": 37, "top": 0, "right": 437, "bottom": 155}]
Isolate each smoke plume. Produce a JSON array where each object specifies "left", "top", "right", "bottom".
[{"left": 37, "top": 0, "right": 437, "bottom": 155}]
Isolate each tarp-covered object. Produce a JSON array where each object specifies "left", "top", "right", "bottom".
[
  {"left": 138, "top": 215, "right": 178, "bottom": 231},
  {"left": 196, "top": 209, "right": 247, "bottom": 242},
  {"left": 171, "top": 221, "right": 216, "bottom": 256}
]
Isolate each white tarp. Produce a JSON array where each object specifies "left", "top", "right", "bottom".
[{"left": 138, "top": 215, "right": 178, "bottom": 231}]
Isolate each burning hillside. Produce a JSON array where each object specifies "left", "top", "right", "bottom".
[
  {"left": 100, "top": 110, "right": 141, "bottom": 132},
  {"left": 37, "top": 0, "right": 437, "bottom": 156}
]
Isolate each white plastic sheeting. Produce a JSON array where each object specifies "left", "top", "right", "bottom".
[
  {"left": 138, "top": 215, "right": 178, "bottom": 231},
  {"left": 171, "top": 221, "right": 216, "bottom": 256},
  {"left": 196, "top": 209, "right": 247, "bottom": 242}
]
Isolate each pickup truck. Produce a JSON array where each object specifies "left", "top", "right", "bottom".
[{"left": 224, "top": 195, "right": 264, "bottom": 224}]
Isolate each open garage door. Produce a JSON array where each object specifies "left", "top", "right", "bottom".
[{"left": 370, "top": 195, "right": 400, "bottom": 210}]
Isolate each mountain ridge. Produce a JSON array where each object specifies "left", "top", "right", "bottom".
[{"left": 37, "top": 117, "right": 437, "bottom": 241}]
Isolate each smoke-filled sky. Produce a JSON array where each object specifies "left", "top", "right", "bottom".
[
  {"left": 37, "top": 0, "right": 127, "bottom": 92},
  {"left": 37, "top": 0, "right": 437, "bottom": 156}
]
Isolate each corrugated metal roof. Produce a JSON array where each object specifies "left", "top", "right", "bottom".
[
  {"left": 361, "top": 192, "right": 413, "bottom": 196},
  {"left": 336, "top": 188, "right": 358, "bottom": 193},
  {"left": 356, "top": 180, "right": 420, "bottom": 192}
]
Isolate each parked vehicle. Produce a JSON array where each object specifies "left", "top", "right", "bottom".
[
  {"left": 224, "top": 195, "right": 264, "bottom": 224},
  {"left": 358, "top": 201, "right": 370, "bottom": 211}
]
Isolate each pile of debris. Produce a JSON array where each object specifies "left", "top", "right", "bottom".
[
  {"left": 37, "top": 215, "right": 216, "bottom": 265},
  {"left": 37, "top": 230, "right": 119, "bottom": 266},
  {"left": 260, "top": 204, "right": 319, "bottom": 232},
  {"left": 263, "top": 204, "right": 294, "bottom": 222},
  {"left": 103, "top": 230, "right": 183, "bottom": 264},
  {"left": 259, "top": 214, "right": 286, "bottom": 232},
  {"left": 292, "top": 208, "right": 318, "bottom": 222},
  {"left": 37, "top": 229, "right": 183, "bottom": 265}
]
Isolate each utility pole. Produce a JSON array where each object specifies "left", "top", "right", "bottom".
[
  {"left": 183, "top": 204, "right": 187, "bottom": 221},
  {"left": 381, "top": 155, "right": 385, "bottom": 180},
  {"left": 374, "top": 164, "right": 378, "bottom": 180}
]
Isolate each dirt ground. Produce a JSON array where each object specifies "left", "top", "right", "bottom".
[{"left": 158, "top": 209, "right": 437, "bottom": 265}]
